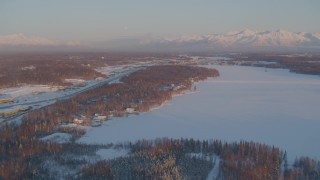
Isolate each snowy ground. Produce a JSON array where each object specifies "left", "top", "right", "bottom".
[
  {"left": 78, "top": 65, "right": 320, "bottom": 161},
  {"left": 64, "top": 79, "right": 86, "bottom": 86},
  {"left": 96, "top": 148, "right": 129, "bottom": 160},
  {"left": 40, "top": 132, "right": 73, "bottom": 144},
  {"left": 206, "top": 156, "right": 220, "bottom": 180},
  {"left": 0, "top": 65, "right": 143, "bottom": 123},
  {"left": 186, "top": 152, "right": 220, "bottom": 179},
  {"left": 95, "top": 65, "right": 127, "bottom": 76},
  {"left": 0, "top": 85, "right": 62, "bottom": 98}
]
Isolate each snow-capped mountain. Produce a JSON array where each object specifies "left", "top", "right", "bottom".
[
  {"left": 150, "top": 29, "right": 320, "bottom": 51},
  {"left": 1, "top": 30, "right": 319, "bottom": 52}
]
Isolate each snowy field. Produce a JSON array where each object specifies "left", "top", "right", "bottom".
[
  {"left": 0, "top": 85, "right": 62, "bottom": 98},
  {"left": 78, "top": 65, "right": 320, "bottom": 161},
  {"left": 96, "top": 148, "right": 129, "bottom": 160},
  {"left": 40, "top": 132, "right": 73, "bottom": 144}
]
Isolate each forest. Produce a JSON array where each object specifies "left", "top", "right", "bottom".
[
  {"left": 228, "top": 54, "right": 320, "bottom": 75},
  {"left": 0, "top": 52, "right": 175, "bottom": 88},
  {"left": 1, "top": 136, "right": 317, "bottom": 179},
  {"left": 0, "top": 65, "right": 218, "bottom": 179},
  {"left": 81, "top": 138, "right": 320, "bottom": 180},
  {"left": 0, "top": 64, "right": 319, "bottom": 179},
  {"left": 22, "top": 65, "right": 219, "bottom": 124},
  {"left": 0, "top": 57, "right": 103, "bottom": 89}
]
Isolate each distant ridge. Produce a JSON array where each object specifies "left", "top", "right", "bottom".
[
  {"left": 137, "top": 29, "right": 320, "bottom": 52},
  {"left": 159, "top": 29, "right": 320, "bottom": 47},
  {"left": 1, "top": 30, "right": 320, "bottom": 53}
]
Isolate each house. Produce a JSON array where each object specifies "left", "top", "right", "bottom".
[
  {"left": 93, "top": 113, "right": 107, "bottom": 120},
  {"left": 74, "top": 115, "right": 86, "bottom": 124},
  {"left": 73, "top": 118, "right": 84, "bottom": 124},
  {"left": 95, "top": 77, "right": 104, "bottom": 81},
  {"left": 173, "top": 85, "right": 181, "bottom": 91},
  {"left": 97, "top": 115, "right": 107, "bottom": 121},
  {"left": 125, "top": 108, "right": 135, "bottom": 113}
]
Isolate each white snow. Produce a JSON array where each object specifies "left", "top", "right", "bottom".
[
  {"left": 95, "top": 65, "right": 127, "bottom": 76},
  {"left": 206, "top": 156, "right": 220, "bottom": 180},
  {"left": 64, "top": 79, "right": 86, "bottom": 85},
  {"left": 40, "top": 132, "right": 72, "bottom": 144},
  {"left": 76, "top": 65, "right": 320, "bottom": 161},
  {"left": 187, "top": 153, "right": 213, "bottom": 161},
  {"left": 0, "top": 94, "right": 10, "bottom": 99},
  {"left": 96, "top": 148, "right": 129, "bottom": 160},
  {"left": 21, "top": 65, "right": 36, "bottom": 71},
  {"left": 186, "top": 153, "right": 220, "bottom": 179},
  {"left": 161, "top": 29, "right": 320, "bottom": 47},
  {"left": 95, "top": 66, "right": 113, "bottom": 76},
  {"left": 0, "top": 105, "right": 29, "bottom": 113},
  {"left": 0, "top": 66, "right": 143, "bottom": 125},
  {"left": 207, "top": 57, "right": 233, "bottom": 61},
  {"left": 0, "top": 85, "right": 62, "bottom": 98}
]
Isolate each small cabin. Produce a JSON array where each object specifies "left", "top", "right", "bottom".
[
  {"left": 93, "top": 113, "right": 107, "bottom": 120},
  {"left": 74, "top": 118, "right": 84, "bottom": 124},
  {"left": 74, "top": 115, "right": 86, "bottom": 124},
  {"left": 125, "top": 108, "right": 135, "bottom": 113}
]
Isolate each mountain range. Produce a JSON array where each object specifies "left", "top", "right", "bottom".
[
  {"left": 144, "top": 29, "right": 320, "bottom": 52},
  {"left": 1, "top": 29, "right": 320, "bottom": 52}
]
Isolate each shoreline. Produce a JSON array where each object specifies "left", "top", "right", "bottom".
[{"left": 78, "top": 65, "right": 320, "bottom": 161}]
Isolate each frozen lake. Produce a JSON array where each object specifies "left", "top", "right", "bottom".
[{"left": 79, "top": 65, "right": 320, "bottom": 160}]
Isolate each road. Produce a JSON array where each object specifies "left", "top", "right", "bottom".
[{"left": 0, "top": 66, "right": 144, "bottom": 122}]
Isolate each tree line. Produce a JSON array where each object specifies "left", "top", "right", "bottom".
[
  {"left": 0, "top": 65, "right": 218, "bottom": 179},
  {"left": 81, "top": 138, "right": 320, "bottom": 180}
]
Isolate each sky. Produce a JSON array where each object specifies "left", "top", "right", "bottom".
[{"left": 1, "top": 0, "right": 320, "bottom": 42}]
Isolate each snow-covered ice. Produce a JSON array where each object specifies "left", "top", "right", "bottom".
[{"left": 78, "top": 65, "right": 320, "bottom": 160}]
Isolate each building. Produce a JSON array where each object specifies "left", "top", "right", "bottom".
[
  {"left": 73, "top": 118, "right": 84, "bottom": 124},
  {"left": 73, "top": 115, "right": 86, "bottom": 124},
  {"left": 93, "top": 114, "right": 107, "bottom": 121},
  {"left": 125, "top": 108, "right": 135, "bottom": 113}
]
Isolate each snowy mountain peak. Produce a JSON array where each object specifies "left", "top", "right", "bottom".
[
  {"left": 158, "top": 29, "right": 320, "bottom": 49},
  {"left": 239, "top": 29, "right": 256, "bottom": 35},
  {"left": 226, "top": 29, "right": 256, "bottom": 36}
]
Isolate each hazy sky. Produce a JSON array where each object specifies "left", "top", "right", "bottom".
[{"left": 1, "top": 0, "right": 319, "bottom": 41}]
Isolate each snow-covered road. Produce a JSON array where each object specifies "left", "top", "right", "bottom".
[{"left": 0, "top": 66, "right": 144, "bottom": 122}]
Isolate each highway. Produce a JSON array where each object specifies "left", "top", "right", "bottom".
[{"left": 0, "top": 66, "right": 144, "bottom": 122}]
